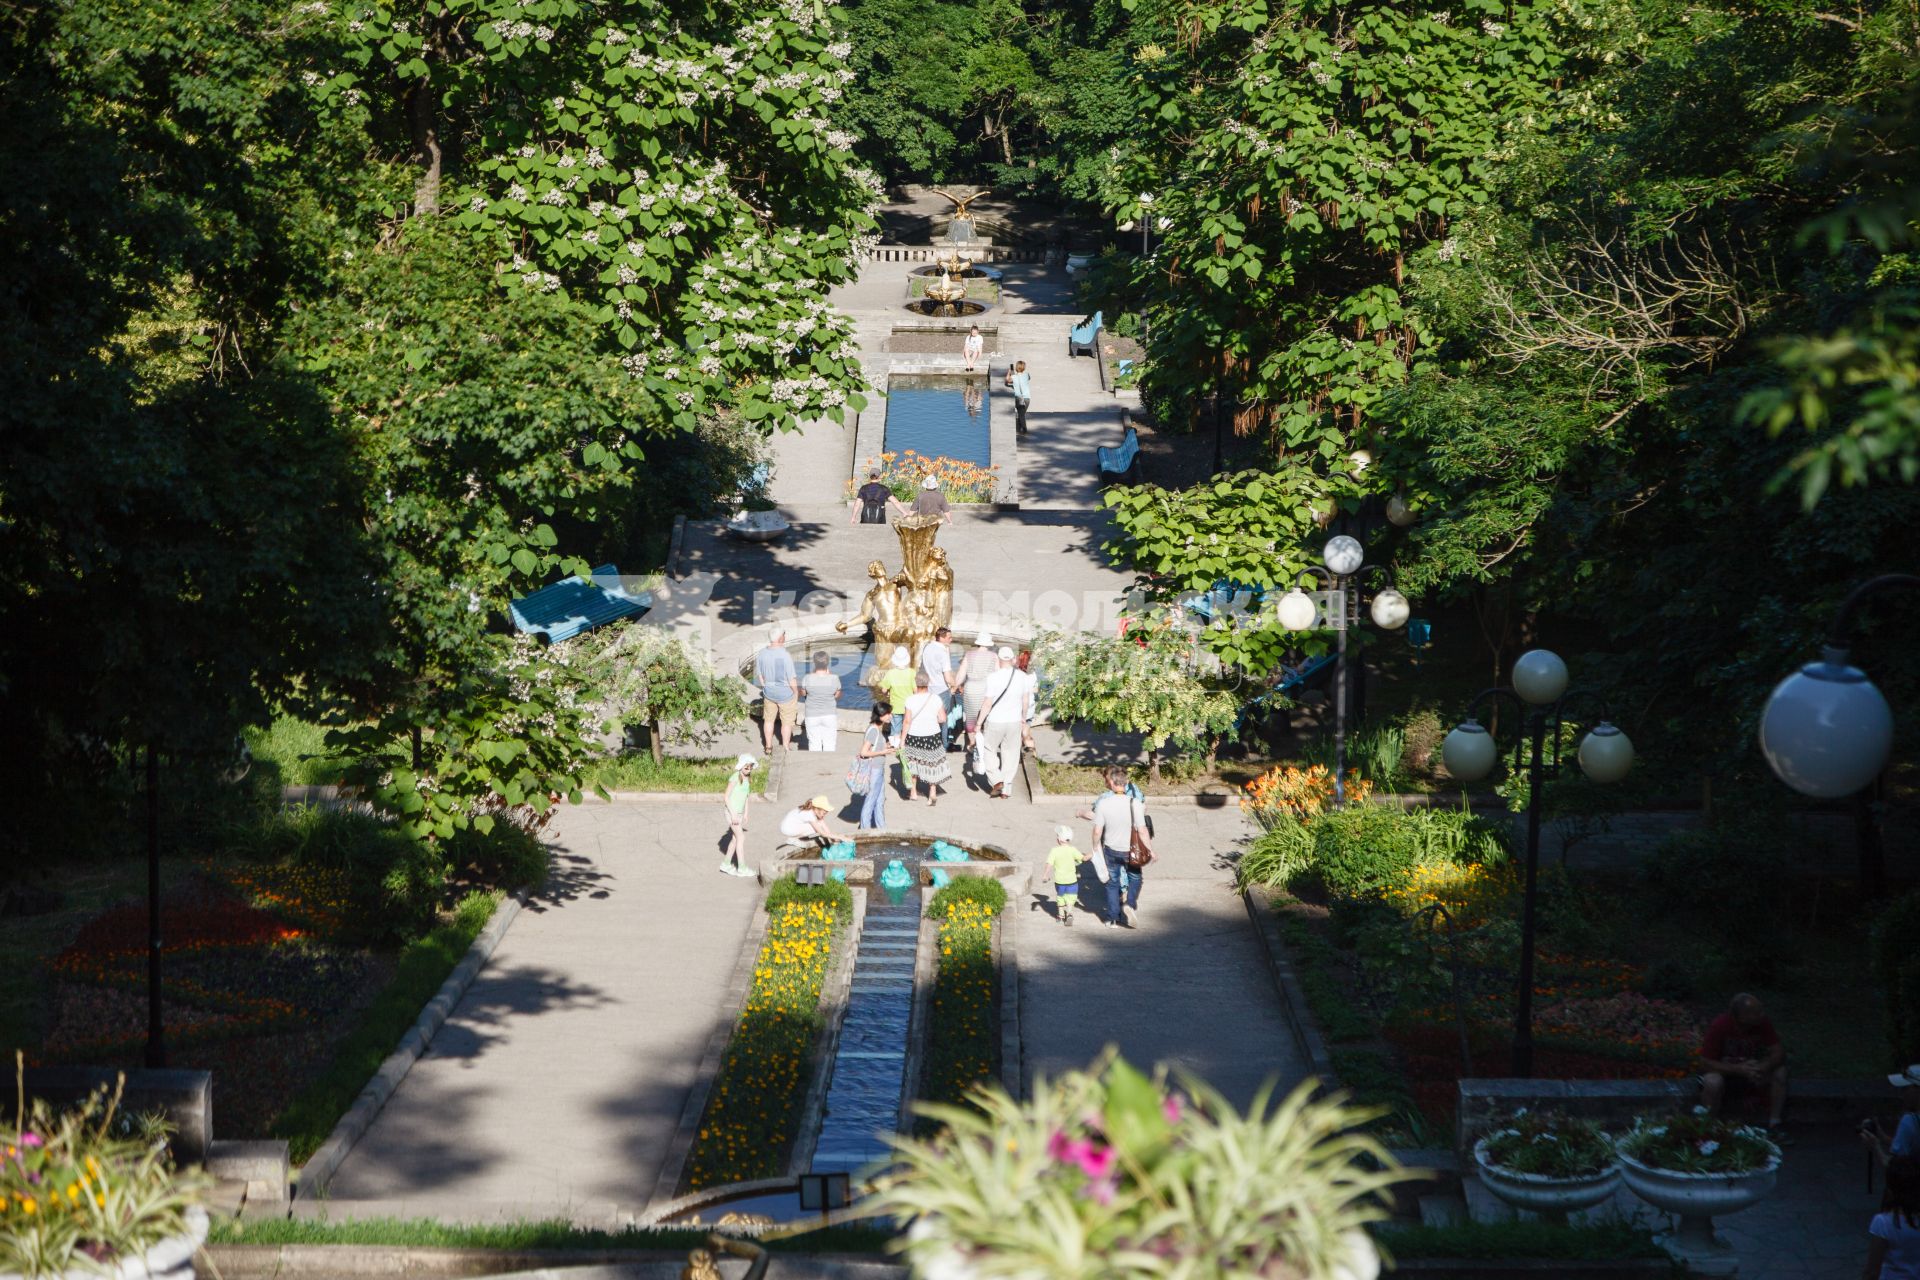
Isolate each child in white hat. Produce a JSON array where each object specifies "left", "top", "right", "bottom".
[{"left": 1042, "top": 824, "right": 1102, "bottom": 927}]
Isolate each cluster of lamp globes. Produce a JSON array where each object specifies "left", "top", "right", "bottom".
[{"left": 1286, "top": 530, "right": 1892, "bottom": 802}]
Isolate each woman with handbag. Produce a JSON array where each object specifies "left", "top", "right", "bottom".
[
  {"left": 1089, "top": 765, "right": 1153, "bottom": 927},
  {"left": 956, "top": 630, "right": 998, "bottom": 754},
  {"left": 854, "top": 704, "right": 895, "bottom": 830},
  {"left": 901, "top": 672, "right": 953, "bottom": 805}
]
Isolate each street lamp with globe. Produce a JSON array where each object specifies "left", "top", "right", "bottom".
[
  {"left": 1757, "top": 573, "right": 1920, "bottom": 896},
  {"left": 1275, "top": 535, "right": 1411, "bottom": 804},
  {"left": 1440, "top": 649, "right": 1636, "bottom": 1076}
]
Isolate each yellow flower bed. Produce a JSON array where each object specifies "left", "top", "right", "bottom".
[
  {"left": 687, "top": 900, "right": 840, "bottom": 1189},
  {"left": 1379, "top": 859, "right": 1516, "bottom": 927},
  {"left": 922, "top": 897, "right": 998, "bottom": 1114}
]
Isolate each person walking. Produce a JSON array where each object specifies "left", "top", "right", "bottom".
[
  {"left": 913, "top": 474, "right": 953, "bottom": 523},
  {"left": 1043, "top": 824, "right": 1101, "bottom": 928},
  {"left": 856, "top": 704, "right": 895, "bottom": 830},
  {"left": 753, "top": 627, "right": 801, "bottom": 753},
  {"left": 1005, "top": 360, "right": 1032, "bottom": 436},
  {"left": 1865, "top": 1157, "right": 1920, "bottom": 1280},
  {"left": 849, "top": 469, "right": 903, "bottom": 525},
  {"left": 901, "top": 672, "right": 952, "bottom": 805},
  {"left": 801, "top": 651, "right": 842, "bottom": 751},
  {"left": 920, "top": 626, "right": 957, "bottom": 742},
  {"left": 956, "top": 630, "right": 998, "bottom": 753},
  {"left": 878, "top": 646, "right": 918, "bottom": 789},
  {"left": 962, "top": 325, "right": 985, "bottom": 371},
  {"left": 976, "top": 646, "right": 1032, "bottom": 799},
  {"left": 1091, "top": 766, "right": 1153, "bottom": 927},
  {"left": 719, "top": 754, "right": 757, "bottom": 878}
]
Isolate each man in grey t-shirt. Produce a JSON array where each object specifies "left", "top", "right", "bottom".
[
  {"left": 801, "top": 651, "right": 842, "bottom": 752},
  {"left": 754, "top": 627, "right": 801, "bottom": 752}
]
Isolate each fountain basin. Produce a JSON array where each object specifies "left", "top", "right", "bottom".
[{"left": 904, "top": 297, "right": 990, "bottom": 319}]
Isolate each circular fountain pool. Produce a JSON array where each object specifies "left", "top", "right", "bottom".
[{"left": 904, "top": 297, "right": 989, "bottom": 318}]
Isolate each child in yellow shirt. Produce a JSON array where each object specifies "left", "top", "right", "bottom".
[{"left": 1043, "top": 824, "right": 1102, "bottom": 927}]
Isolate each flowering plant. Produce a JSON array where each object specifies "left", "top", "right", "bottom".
[
  {"left": 1532, "top": 993, "right": 1698, "bottom": 1061},
  {"left": 870, "top": 1052, "right": 1410, "bottom": 1279},
  {"left": 2, "top": 1062, "right": 210, "bottom": 1275},
  {"left": 847, "top": 450, "right": 998, "bottom": 504},
  {"left": 1476, "top": 1110, "right": 1615, "bottom": 1179},
  {"left": 1240, "top": 763, "right": 1371, "bottom": 827},
  {"left": 1616, "top": 1107, "right": 1780, "bottom": 1175}
]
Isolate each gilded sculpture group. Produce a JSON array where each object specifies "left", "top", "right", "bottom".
[{"left": 834, "top": 513, "right": 953, "bottom": 677}]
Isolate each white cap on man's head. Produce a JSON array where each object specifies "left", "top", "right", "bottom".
[
  {"left": 1890, "top": 1065, "right": 1920, "bottom": 1089},
  {"left": 997, "top": 646, "right": 1015, "bottom": 661},
  {"left": 922, "top": 474, "right": 940, "bottom": 490}
]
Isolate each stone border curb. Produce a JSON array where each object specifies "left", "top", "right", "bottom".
[
  {"left": 298, "top": 889, "right": 528, "bottom": 1201},
  {"left": 1239, "top": 889, "right": 1335, "bottom": 1085},
  {"left": 998, "top": 869, "right": 1028, "bottom": 1100},
  {"left": 788, "top": 889, "right": 868, "bottom": 1175},
  {"left": 646, "top": 889, "right": 775, "bottom": 1212}
]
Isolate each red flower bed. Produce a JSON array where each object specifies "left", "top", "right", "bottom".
[{"left": 68, "top": 895, "right": 304, "bottom": 956}]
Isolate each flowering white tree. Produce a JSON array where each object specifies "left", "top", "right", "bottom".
[{"left": 304, "top": 0, "right": 877, "bottom": 437}]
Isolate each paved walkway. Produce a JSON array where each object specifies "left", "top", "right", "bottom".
[{"left": 323, "top": 802, "right": 758, "bottom": 1222}]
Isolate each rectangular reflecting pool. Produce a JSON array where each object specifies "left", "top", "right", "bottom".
[{"left": 882, "top": 374, "right": 991, "bottom": 470}]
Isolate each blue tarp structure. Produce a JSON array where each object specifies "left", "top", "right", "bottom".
[{"left": 508, "top": 563, "right": 651, "bottom": 643}]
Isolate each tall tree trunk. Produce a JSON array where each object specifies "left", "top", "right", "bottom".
[
  {"left": 407, "top": 80, "right": 442, "bottom": 215},
  {"left": 1147, "top": 744, "right": 1162, "bottom": 784},
  {"left": 650, "top": 718, "right": 664, "bottom": 766}
]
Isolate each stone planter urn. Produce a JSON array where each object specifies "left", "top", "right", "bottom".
[
  {"left": 1617, "top": 1150, "right": 1780, "bottom": 1263},
  {"left": 904, "top": 1219, "right": 1381, "bottom": 1280},
  {"left": 726, "top": 510, "right": 789, "bottom": 543},
  {"left": 0, "top": 1205, "right": 210, "bottom": 1280},
  {"left": 1473, "top": 1138, "right": 1621, "bottom": 1225}
]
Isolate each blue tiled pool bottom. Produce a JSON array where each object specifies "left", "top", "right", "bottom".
[{"left": 882, "top": 376, "right": 991, "bottom": 470}]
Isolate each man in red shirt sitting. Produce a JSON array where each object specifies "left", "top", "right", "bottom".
[{"left": 1698, "top": 992, "right": 1789, "bottom": 1141}]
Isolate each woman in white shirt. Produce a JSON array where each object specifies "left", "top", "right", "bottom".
[
  {"left": 900, "top": 671, "right": 952, "bottom": 805},
  {"left": 1867, "top": 1157, "right": 1920, "bottom": 1280}
]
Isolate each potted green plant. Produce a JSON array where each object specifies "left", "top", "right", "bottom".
[
  {"left": 1472, "top": 1110, "right": 1619, "bottom": 1224},
  {"left": 867, "top": 1052, "right": 1413, "bottom": 1279},
  {"left": 2, "top": 1069, "right": 211, "bottom": 1280},
  {"left": 1615, "top": 1107, "right": 1780, "bottom": 1264}
]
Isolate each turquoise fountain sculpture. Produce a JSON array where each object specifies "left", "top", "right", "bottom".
[
  {"left": 927, "top": 839, "right": 969, "bottom": 887},
  {"left": 879, "top": 857, "right": 913, "bottom": 902},
  {"left": 822, "top": 840, "right": 857, "bottom": 882}
]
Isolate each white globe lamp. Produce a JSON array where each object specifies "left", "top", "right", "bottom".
[
  {"left": 1277, "top": 588, "right": 1318, "bottom": 632},
  {"left": 1323, "top": 535, "right": 1365, "bottom": 577},
  {"left": 1577, "top": 722, "right": 1635, "bottom": 784},
  {"left": 1386, "top": 495, "right": 1416, "bottom": 528},
  {"left": 1758, "top": 650, "right": 1894, "bottom": 798},
  {"left": 1511, "top": 649, "right": 1569, "bottom": 706},
  {"left": 1348, "top": 449, "right": 1373, "bottom": 478},
  {"left": 1442, "top": 719, "right": 1498, "bottom": 782},
  {"left": 1370, "top": 588, "right": 1411, "bottom": 630}
]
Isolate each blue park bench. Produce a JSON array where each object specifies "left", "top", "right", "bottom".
[
  {"left": 1185, "top": 580, "right": 1267, "bottom": 623},
  {"left": 1096, "top": 425, "right": 1140, "bottom": 483},
  {"left": 1069, "top": 310, "right": 1103, "bottom": 357},
  {"left": 509, "top": 563, "right": 652, "bottom": 644}
]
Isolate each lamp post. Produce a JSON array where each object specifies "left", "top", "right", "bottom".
[
  {"left": 1758, "top": 573, "right": 1920, "bottom": 897},
  {"left": 1137, "top": 192, "right": 1155, "bottom": 257},
  {"left": 1441, "top": 650, "right": 1635, "bottom": 1077},
  {"left": 1277, "top": 535, "right": 1412, "bottom": 805}
]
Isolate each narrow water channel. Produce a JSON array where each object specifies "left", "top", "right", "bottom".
[{"left": 809, "top": 844, "right": 924, "bottom": 1174}]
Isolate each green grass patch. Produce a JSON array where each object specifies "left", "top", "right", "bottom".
[
  {"left": 580, "top": 754, "right": 766, "bottom": 794},
  {"left": 1373, "top": 1219, "right": 1670, "bottom": 1262},
  {"left": 207, "top": 1216, "right": 893, "bottom": 1254},
  {"left": 245, "top": 715, "right": 351, "bottom": 787},
  {"left": 917, "top": 881, "right": 1002, "bottom": 1124},
  {"left": 686, "top": 897, "right": 845, "bottom": 1188},
  {"left": 272, "top": 891, "right": 500, "bottom": 1163}
]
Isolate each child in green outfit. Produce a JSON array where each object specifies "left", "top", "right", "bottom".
[{"left": 1043, "top": 824, "right": 1102, "bottom": 927}]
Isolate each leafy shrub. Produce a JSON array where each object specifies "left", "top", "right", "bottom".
[
  {"left": 443, "top": 823, "right": 549, "bottom": 890},
  {"left": 764, "top": 873, "right": 853, "bottom": 922},
  {"left": 927, "top": 875, "right": 1007, "bottom": 918},
  {"left": 1641, "top": 819, "right": 1796, "bottom": 979},
  {"left": 1397, "top": 709, "right": 1447, "bottom": 780},
  {"left": 1477, "top": 1111, "right": 1614, "bottom": 1178},
  {"left": 1873, "top": 891, "right": 1920, "bottom": 1066},
  {"left": 227, "top": 806, "right": 445, "bottom": 943},
  {"left": 1617, "top": 1108, "right": 1778, "bottom": 1174},
  {"left": 1302, "top": 806, "right": 1427, "bottom": 898}
]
